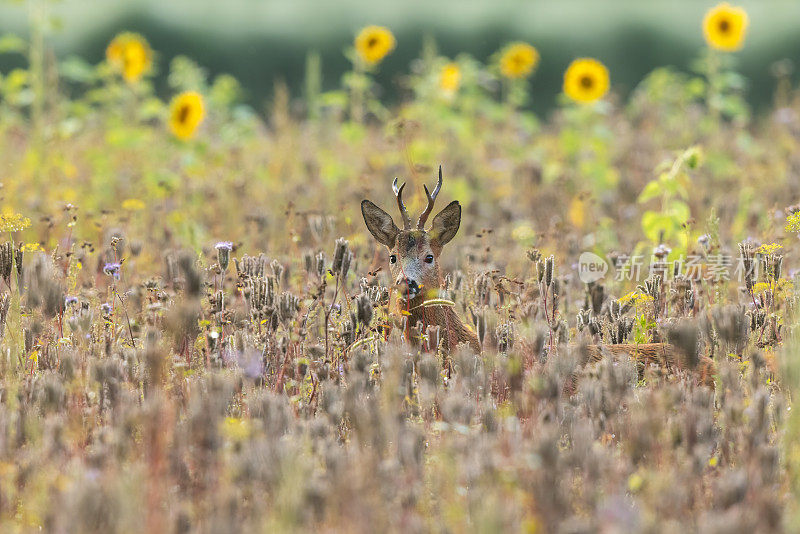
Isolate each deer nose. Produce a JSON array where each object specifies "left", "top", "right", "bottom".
[{"left": 400, "top": 278, "right": 421, "bottom": 298}]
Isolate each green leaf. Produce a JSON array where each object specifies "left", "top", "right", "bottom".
[
  {"left": 666, "top": 200, "right": 690, "bottom": 222},
  {"left": 638, "top": 180, "right": 662, "bottom": 203},
  {"left": 642, "top": 211, "right": 670, "bottom": 242},
  {"left": 320, "top": 90, "right": 348, "bottom": 110},
  {"left": 0, "top": 34, "right": 25, "bottom": 54},
  {"left": 60, "top": 56, "right": 95, "bottom": 83}
]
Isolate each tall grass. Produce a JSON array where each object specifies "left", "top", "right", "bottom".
[{"left": 0, "top": 10, "right": 799, "bottom": 532}]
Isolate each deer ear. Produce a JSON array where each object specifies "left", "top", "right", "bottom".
[
  {"left": 361, "top": 200, "right": 400, "bottom": 248},
  {"left": 429, "top": 200, "right": 461, "bottom": 247}
]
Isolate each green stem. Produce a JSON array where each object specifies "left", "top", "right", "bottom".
[
  {"left": 706, "top": 50, "right": 722, "bottom": 127},
  {"left": 350, "top": 61, "right": 365, "bottom": 123},
  {"left": 7, "top": 237, "right": 22, "bottom": 370},
  {"left": 28, "top": 0, "right": 47, "bottom": 162}
]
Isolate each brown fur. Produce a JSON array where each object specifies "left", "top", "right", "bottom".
[
  {"left": 395, "top": 294, "right": 481, "bottom": 353},
  {"left": 577, "top": 343, "right": 716, "bottom": 389}
]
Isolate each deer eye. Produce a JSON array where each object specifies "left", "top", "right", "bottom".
[
  {"left": 389, "top": 254, "right": 397, "bottom": 264},
  {"left": 425, "top": 254, "right": 434, "bottom": 264}
]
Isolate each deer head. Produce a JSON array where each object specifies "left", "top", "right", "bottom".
[{"left": 361, "top": 166, "right": 461, "bottom": 303}]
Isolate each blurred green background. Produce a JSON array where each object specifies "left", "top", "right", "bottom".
[{"left": 1, "top": 0, "right": 799, "bottom": 115}]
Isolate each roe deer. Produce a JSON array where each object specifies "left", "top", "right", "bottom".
[
  {"left": 361, "top": 167, "right": 715, "bottom": 388},
  {"left": 361, "top": 167, "right": 481, "bottom": 353}
]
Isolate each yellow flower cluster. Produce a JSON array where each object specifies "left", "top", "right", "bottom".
[
  {"left": 756, "top": 243, "right": 783, "bottom": 255},
  {"left": 785, "top": 212, "right": 800, "bottom": 234},
  {"left": 618, "top": 291, "right": 654, "bottom": 307},
  {"left": 0, "top": 212, "right": 31, "bottom": 233},
  {"left": 753, "top": 279, "right": 793, "bottom": 301},
  {"left": 122, "top": 198, "right": 146, "bottom": 211}
]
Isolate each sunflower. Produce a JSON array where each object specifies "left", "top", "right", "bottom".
[
  {"left": 354, "top": 26, "right": 396, "bottom": 65},
  {"left": 439, "top": 63, "right": 462, "bottom": 96},
  {"left": 703, "top": 3, "right": 749, "bottom": 51},
  {"left": 106, "top": 32, "right": 152, "bottom": 83},
  {"left": 168, "top": 91, "right": 205, "bottom": 140},
  {"left": 563, "top": 58, "right": 610, "bottom": 104},
  {"left": 499, "top": 42, "right": 540, "bottom": 79}
]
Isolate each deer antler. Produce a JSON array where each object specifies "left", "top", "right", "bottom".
[
  {"left": 392, "top": 177, "right": 412, "bottom": 229},
  {"left": 417, "top": 165, "right": 443, "bottom": 229}
]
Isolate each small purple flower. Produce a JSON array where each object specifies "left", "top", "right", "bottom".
[
  {"left": 65, "top": 296, "right": 78, "bottom": 306},
  {"left": 653, "top": 244, "right": 671, "bottom": 259},
  {"left": 222, "top": 348, "right": 264, "bottom": 380},
  {"left": 238, "top": 350, "right": 265, "bottom": 380},
  {"left": 215, "top": 241, "right": 233, "bottom": 251},
  {"left": 101, "top": 302, "right": 112, "bottom": 314},
  {"left": 103, "top": 262, "right": 122, "bottom": 280}
]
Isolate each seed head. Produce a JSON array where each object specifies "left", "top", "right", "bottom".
[
  {"left": 356, "top": 293, "right": 373, "bottom": 326},
  {"left": 545, "top": 255, "right": 554, "bottom": 288},
  {"left": 0, "top": 242, "right": 12, "bottom": 283},
  {"left": 739, "top": 242, "right": 756, "bottom": 292},
  {"left": 215, "top": 241, "right": 233, "bottom": 271},
  {"left": 279, "top": 292, "right": 300, "bottom": 324},
  {"left": 332, "top": 238, "right": 349, "bottom": 275},
  {"left": 271, "top": 259, "right": 284, "bottom": 286},
  {"left": 234, "top": 253, "right": 268, "bottom": 281},
  {"left": 315, "top": 252, "right": 326, "bottom": 278},
  {"left": 341, "top": 250, "right": 353, "bottom": 279}
]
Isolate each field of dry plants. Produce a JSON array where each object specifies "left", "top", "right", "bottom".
[{"left": 2, "top": 2, "right": 800, "bottom": 532}]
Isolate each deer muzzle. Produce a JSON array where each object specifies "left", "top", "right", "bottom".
[{"left": 397, "top": 277, "right": 422, "bottom": 300}]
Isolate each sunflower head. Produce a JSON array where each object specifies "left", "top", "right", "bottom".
[
  {"left": 499, "top": 42, "right": 540, "bottom": 79},
  {"left": 169, "top": 91, "right": 206, "bottom": 140},
  {"left": 106, "top": 32, "right": 152, "bottom": 83},
  {"left": 439, "top": 63, "right": 462, "bottom": 96},
  {"left": 563, "top": 58, "right": 610, "bottom": 104},
  {"left": 703, "top": 3, "right": 749, "bottom": 52},
  {"left": 354, "top": 26, "right": 396, "bottom": 66}
]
